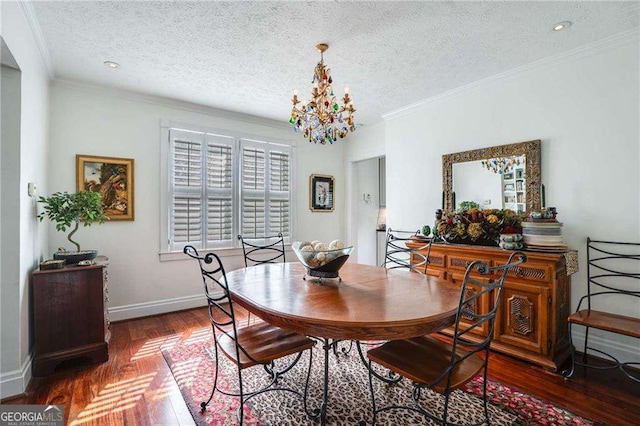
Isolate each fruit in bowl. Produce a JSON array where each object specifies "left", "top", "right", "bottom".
[{"left": 292, "top": 240, "right": 354, "bottom": 282}]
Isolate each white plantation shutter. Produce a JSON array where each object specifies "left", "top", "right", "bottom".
[
  {"left": 172, "top": 196, "right": 202, "bottom": 244},
  {"left": 269, "top": 150, "right": 290, "bottom": 236},
  {"left": 240, "top": 139, "right": 292, "bottom": 242},
  {"left": 205, "top": 135, "right": 234, "bottom": 247},
  {"left": 241, "top": 145, "right": 266, "bottom": 238},
  {"left": 242, "top": 198, "right": 266, "bottom": 238},
  {"left": 169, "top": 129, "right": 234, "bottom": 250},
  {"left": 269, "top": 199, "right": 290, "bottom": 235},
  {"left": 163, "top": 124, "right": 293, "bottom": 253},
  {"left": 270, "top": 151, "right": 290, "bottom": 192},
  {"left": 207, "top": 198, "right": 232, "bottom": 241},
  {"left": 242, "top": 146, "right": 265, "bottom": 190},
  {"left": 170, "top": 130, "right": 204, "bottom": 248}
]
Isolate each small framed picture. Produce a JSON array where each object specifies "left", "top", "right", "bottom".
[
  {"left": 77, "top": 154, "right": 135, "bottom": 221},
  {"left": 309, "top": 174, "right": 334, "bottom": 212}
]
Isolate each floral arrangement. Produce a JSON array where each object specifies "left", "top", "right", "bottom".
[{"left": 434, "top": 208, "right": 522, "bottom": 246}]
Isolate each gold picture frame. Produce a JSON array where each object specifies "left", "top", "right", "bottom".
[
  {"left": 76, "top": 154, "right": 135, "bottom": 221},
  {"left": 309, "top": 174, "right": 334, "bottom": 212}
]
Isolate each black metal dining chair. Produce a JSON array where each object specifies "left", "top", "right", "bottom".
[
  {"left": 563, "top": 238, "right": 640, "bottom": 383},
  {"left": 238, "top": 233, "right": 286, "bottom": 325},
  {"left": 363, "top": 251, "right": 527, "bottom": 426},
  {"left": 238, "top": 233, "right": 286, "bottom": 266},
  {"left": 184, "top": 245, "right": 314, "bottom": 425},
  {"left": 383, "top": 228, "right": 433, "bottom": 274},
  {"left": 356, "top": 228, "right": 435, "bottom": 357}
]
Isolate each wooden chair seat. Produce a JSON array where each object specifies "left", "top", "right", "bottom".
[
  {"left": 568, "top": 310, "right": 640, "bottom": 339},
  {"left": 218, "top": 321, "right": 314, "bottom": 369},
  {"left": 367, "top": 335, "right": 484, "bottom": 393}
]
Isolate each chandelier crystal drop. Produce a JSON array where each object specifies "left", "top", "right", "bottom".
[
  {"left": 290, "top": 44, "right": 356, "bottom": 145},
  {"left": 481, "top": 155, "right": 523, "bottom": 174}
]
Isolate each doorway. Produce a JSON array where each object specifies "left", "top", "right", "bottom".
[{"left": 350, "top": 155, "right": 386, "bottom": 266}]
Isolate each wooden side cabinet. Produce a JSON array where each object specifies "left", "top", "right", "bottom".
[
  {"left": 32, "top": 264, "right": 109, "bottom": 376},
  {"left": 408, "top": 242, "right": 574, "bottom": 371}
]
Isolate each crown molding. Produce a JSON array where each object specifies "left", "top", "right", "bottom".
[
  {"left": 52, "top": 78, "right": 292, "bottom": 131},
  {"left": 382, "top": 28, "right": 640, "bottom": 121},
  {"left": 19, "top": 0, "right": 55, "bottom": 81}
]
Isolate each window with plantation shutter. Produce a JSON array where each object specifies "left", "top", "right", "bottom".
[
  {"left": 162, "top": 124, "right": 294, "bottom": 254},
  {"left": 240, "top": 139, "right": 292, "bottom": 242}
]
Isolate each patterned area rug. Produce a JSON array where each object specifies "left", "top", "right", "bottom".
[{"left": 162, "top": 328, "right": 596, "bottom": 425}]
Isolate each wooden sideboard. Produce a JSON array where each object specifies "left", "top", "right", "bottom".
[
  {"left": 32, "top": 263, "right": 110, "bottom": 376},
  {"left": 407, "top": 241, "right": 573, "bottom": 371}
]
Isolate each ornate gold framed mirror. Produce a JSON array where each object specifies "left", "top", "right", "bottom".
[{"left": 442, "top": 140, "right": 541, "bottom": 213}]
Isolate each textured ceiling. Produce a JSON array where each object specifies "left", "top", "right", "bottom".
[{"left": 32, "top": 1, "right": 639, "bottom": 126}]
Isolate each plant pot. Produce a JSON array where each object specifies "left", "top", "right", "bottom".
[{"left": 53, "top": 250, "right": 98, "bottom": 264}]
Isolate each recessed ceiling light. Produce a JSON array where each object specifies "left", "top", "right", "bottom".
[
  {"left": 553, "top": 21, "right": 571, "bottom": 31},
  {"left": 104, "top": 61, "right": 120, "bottom": 69}
]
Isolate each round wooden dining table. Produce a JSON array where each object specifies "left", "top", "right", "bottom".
[
  {"left": 224, "top": 261, "right": 461, "bottom": 424},
  {"left": 226, "top": 262, "right": 461, "bottom": 340}
]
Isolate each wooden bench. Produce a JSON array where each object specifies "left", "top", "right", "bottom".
[{"left": 563, "top": 238, "right": 640, "bottom": 382}]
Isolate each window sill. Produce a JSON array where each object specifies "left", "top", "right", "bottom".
[
  {"left": 159, "top": 247, "right": 245, "bottom": 262},
  {"left": 159, "top": 245, "right": 294, "bottom": 262}
]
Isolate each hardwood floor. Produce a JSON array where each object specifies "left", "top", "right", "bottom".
[{"left": 4, "top": 307, "right": 639, "bottom": 425}]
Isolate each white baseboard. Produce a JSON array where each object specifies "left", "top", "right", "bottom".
[
  {"left": 108, "top": 294, "right": 207, "bottom": 322},
  {"left": 571, "top": 329, "right": 640, "bottom": 364},
  {"left": 0, "top": 353, "right": 32, "bottom": 400}
]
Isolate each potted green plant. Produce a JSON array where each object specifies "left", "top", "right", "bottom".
[{"left": 37, "top": 191, "right": 109, "bottom": 263}]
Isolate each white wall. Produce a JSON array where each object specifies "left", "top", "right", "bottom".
[
  {"left": 383, "top": 37, "right": 640, "bottom": 361},
  {"left": 0, "top": 2, "right": 50, "bottom": 398},
  {"left": 354, "top": 157, "right": 379, "bottom": 265},
  {"left": 48, "top": 82, "right": 345, "bottom": 320}
]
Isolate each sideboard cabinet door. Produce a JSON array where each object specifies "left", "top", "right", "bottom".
[
  {"left": 494, "top": 280, "right": 550, "bottom": 355},
  {"left": 32, "top": 265, "right": 109, "bottom": 376}
]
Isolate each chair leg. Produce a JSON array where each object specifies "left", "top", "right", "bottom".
[
  {"left": 362, "top": 358, "right": 378, "bottom": 426},
  {"left": 303, "top": 345, "right": 324, "bottom": 421},
  {"left": 481, "top": 369, "right": 490, "bottom": 425},
  {"left": 582, "top": 326, "right": 590, "bottom": 363},
  {"left": 236, "top": 367, "right": 245, "bottom": 426},
  {"left": 563, "top": 322, "right": 577, "bottom": 379},
  {"left": 442, "top": 392, "right": 451, "bottom": 426},
  {"left": 201, "top": 337, "right": 220, "bottom": 412}
]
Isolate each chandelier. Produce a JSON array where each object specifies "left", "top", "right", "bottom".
[
  {"left": 290, "top": 44, "right": 356, "bottom": 145},
  {"left": 481, "top": 155, "right": 523, "bottom": 174}
]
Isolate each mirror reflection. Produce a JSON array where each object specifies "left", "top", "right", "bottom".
[{"left": 453, "top": 155, "right": 526, "bottom": 213}]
